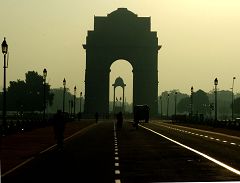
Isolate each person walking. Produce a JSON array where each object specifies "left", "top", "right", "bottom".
[
  {"left": 53, "top": 110, "right": 65, "bottom": 150},
  {"left": 116, "top": 112, "right": 123, "bottom": 130},
  {"left": 95, "top": 112, "right": 99, "bottom": 123}
]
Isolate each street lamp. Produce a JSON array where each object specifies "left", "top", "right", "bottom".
[
  {"left": 166, "top": 93, "right": 169, "bottom": 118},
  {"left": 214, "top": 78, "right": 218, "bottom": 122},
  {"left": 74, "top": 86, "right": 76, "bottom": 117},
  {"left": 191, "top": 86, "right": 194, "bottom": 119},
  {"left": 43, "top": 68, "right": 47, "bottom": 122},
  {"left": 2, "top": 37, "right": 8, "bottom": 133},
  {"left": 231, "top": 77, "right": 236, "bottom": 121},
  {"left": 63, "top": 78, "right": 66, "bottom": 113},
  {"left": 174, "top": 92, "right": 177, "bottom": 119},
  {"left": 160, "top": 96, "right": 162, "bottom": 118},
  {"left": 80, "top": 92, "right": 83, "bottom": 114}
]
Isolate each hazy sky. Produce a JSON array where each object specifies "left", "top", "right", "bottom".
[{"left": 1, "top": 0, "right": 240, "bottom": 103}]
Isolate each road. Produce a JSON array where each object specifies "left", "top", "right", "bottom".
[{"left": 2, "top": 120, "right": 240, "bottom": 183}]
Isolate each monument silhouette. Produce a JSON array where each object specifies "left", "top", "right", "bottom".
[
  {"left": 112, "top": 76, "right": 126, "bottom": 113},
  {"left": 83, "top": 8, "right": 161, "bottom": 116}
]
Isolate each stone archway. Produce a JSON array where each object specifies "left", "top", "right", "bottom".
[
  {"left": 83, "top": 8, "right": 161, "bottom": 116},
  {"left": 112, "top": 77, "right": 126, "bottom": 113}
]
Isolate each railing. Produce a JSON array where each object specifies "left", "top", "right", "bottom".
[
  {"left": 169, "top": 114, "right": 240, "bottom": 130},
  {"left": 0, "top": 112, "right": 75, "bottom": 136}
]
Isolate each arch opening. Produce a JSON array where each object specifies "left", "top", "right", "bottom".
[{"left": 109, "top": 59, "right": 133, "bottom": 113}]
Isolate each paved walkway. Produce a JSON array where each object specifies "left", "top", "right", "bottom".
[{"left": 1, "top": 119, "right": 95, "bottom": 175}]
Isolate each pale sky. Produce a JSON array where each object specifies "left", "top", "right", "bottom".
[{"left": 1, "top": 0, "right": 240, "bottom": 103}]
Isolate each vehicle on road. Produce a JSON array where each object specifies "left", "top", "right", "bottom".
[{"left": 133, "top": 105, "right": 149, "bottom": 128}]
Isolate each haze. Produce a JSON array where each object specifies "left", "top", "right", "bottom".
[{"left": 1, "top": 0, "right": 240, "bottom": 103}]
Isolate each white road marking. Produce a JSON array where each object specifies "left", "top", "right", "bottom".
[
  {"left": 140, "top": 125, "right": 240, "bottom": 176},
  {"left": 156, "top": 122, "right": 240, "bottom": 147},
  {"left": 114, "top": 123, "right": 121, "bottom": 183},
  {"left": 40, "top": 144, "right": 56, "bottom": 154},
  {"left": 2, "top": 157, "right": 35, "bottom": 177},
  {"left": 115, "top": 170, "right": 120, "bottom": 174},
  {"left": 158, "top": 122, "right": 240, "bottom": 140}
]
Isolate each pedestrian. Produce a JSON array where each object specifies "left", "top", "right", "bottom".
[
  {"left": 53, "top": 110, "right": 65, "bottom": 150},
  {"left": 77, "top": 112, "right": 82, "bottom": 121},
  {"left": 95, "top": 112, "right": 99, "bottom": 123},
  {"left": 116, "top": 112, "right": 123, "bottom": 130}
]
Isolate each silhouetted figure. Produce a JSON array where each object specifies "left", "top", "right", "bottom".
[
  {"left": 95, "top": 112, "right": 99, "bottom": 123},
  {"left": 116, "top": 112, "right": 123, "bottom": 130},
  {"left": 133, "top": 120, "right": 139, "bottom": 129},
  {"left": 53, "top": 110, "right": 65, "bottom": 150},
  {"left": 77, "top": 112, "right": 82, "bottom": 121}
]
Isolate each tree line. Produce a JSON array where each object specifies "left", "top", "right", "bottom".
[
  {"left": 0, "top": 71, "right": 54, "bottom": 112},
  {"left": 0, "top": 71, "right": 84, "bottom": 114},
  {"left": 1, "top": 71, "right": 239, "bottom": 120},
  {"left": 159, "top": 89, "right": 240, "bottom": 120}
]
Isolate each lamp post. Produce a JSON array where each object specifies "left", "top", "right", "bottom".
[
  {"left": 160, "top": 96, "right": 162, "bottom": 118},
  {"left": 43, "top": 68, "right": 47, "bottom": 122},
  {"left": 214, "top": 78, "right": 218, "bottom": 122},
  {"left": 191, "top": 86, "right": 194, "bottom": 119},
  {"left": 80, "top": 92, "right": 82, "bottom": 114},
  {"left": 174, "top": 92, "right": 177, "bottom": 119},
  {"left": 63, "top": 78, "right": 66, "bottom": 113},
  {"left": 74, "top": 86, "right": 76, "bottom": 117},
  {"left": 71, "top": 100, "right": 73, "bottom": 116},
  {"left": 120, "top": 97, "right": 122, "bottom": 111},
  {"left": 231, "top": 77, "right": 236, "bottom": 121},
  {"left": 68, "top": 100, "right": 71, "bottom": 114},
  {"left": 166, "top": 93, "right": 169, "bottom": 119},
  {"left": 2, "top": 37, "right": 8, "bottom": 133}
]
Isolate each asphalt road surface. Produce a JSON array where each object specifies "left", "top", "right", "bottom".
[{"left": 2, "top": 120, "right": 240, "bottom": 183}]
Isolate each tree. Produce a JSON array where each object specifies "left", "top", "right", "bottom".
[
  {"left": 159, "top": 90, "right": 188, "bottom": 116},
  {"left": 193, "top": 90, "right": 209, "bottom": 115},
  {"left": 7, "top": 80, "right": 26, "bottom": 111},
  {"left": 177, "top": 90, "right": 210, "bottom": 115},
  {"left": 177, "top": 97, "right": 190, "bottom": 114},
  {"left": 6, "top": 71, "right": 54, "bottom": 112},
  {"left": 233, "top": 97, "right": 240, "bottom": 116},
  {"left": 208, "top": 90, "right": 232, "bottom": 120},
  {"left": 48, "top": 88, "right": 87, "bottom": 114}
]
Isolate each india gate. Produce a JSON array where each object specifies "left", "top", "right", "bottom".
[{"left": 83, "top": 8, "right": 161, "bottom": 116}]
